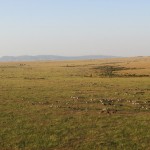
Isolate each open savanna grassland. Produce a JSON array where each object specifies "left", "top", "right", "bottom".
[{"left": 0, "top": 56, "right": 150, "bottom": 150}]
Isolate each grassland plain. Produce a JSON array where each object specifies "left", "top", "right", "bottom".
[{"left": 0, "top": 57, "right": 150, "bottom": 150}]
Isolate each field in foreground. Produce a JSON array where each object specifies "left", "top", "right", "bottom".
[{"left": 0, "top": 57, "right": 150, "bottom": 150}]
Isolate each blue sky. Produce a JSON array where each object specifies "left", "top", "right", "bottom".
[{"left": 0, "top": 0, "right": 150, "bottom": 56}]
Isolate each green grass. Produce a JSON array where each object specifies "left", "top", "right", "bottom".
[{"left": 0, "top": 57, "right": 150, "bottom": 150}]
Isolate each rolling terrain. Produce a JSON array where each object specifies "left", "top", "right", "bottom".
[
  {"left": 0, "top": 55, "right": 117, "bottom": 62},
  {"left": 0, "top": 56, "right": 150, "bottom": 150}
]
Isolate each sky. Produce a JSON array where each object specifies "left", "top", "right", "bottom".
[{"left": 0, "top": 0, "right": 150, "bottom": 57}]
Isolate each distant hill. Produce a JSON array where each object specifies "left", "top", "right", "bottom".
[{"left": 0, "top": 55, "right": 118, "bottom": 62}]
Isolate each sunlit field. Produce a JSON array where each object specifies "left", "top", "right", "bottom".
[{"left": 0, "top": 57, "right": 150, "bottom": 150}]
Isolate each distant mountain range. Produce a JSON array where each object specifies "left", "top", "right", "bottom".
[{"left": 0, "top": 55, "right": 119, "bottom": 62}]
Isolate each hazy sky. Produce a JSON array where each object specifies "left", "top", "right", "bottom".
[{"left": 0, "top": 0, "right": 150, "bottom": 57}]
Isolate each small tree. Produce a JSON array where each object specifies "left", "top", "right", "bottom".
[
  {"left": 95, "top": 66, "right": 126, "bottom": 77},
  {"left": 101, "top": 66, "right": 114, "bottom": 77}
]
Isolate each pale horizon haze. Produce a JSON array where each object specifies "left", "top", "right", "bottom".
[{"left": 0, "top": 0, "right": 150, "bottom": 57}]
